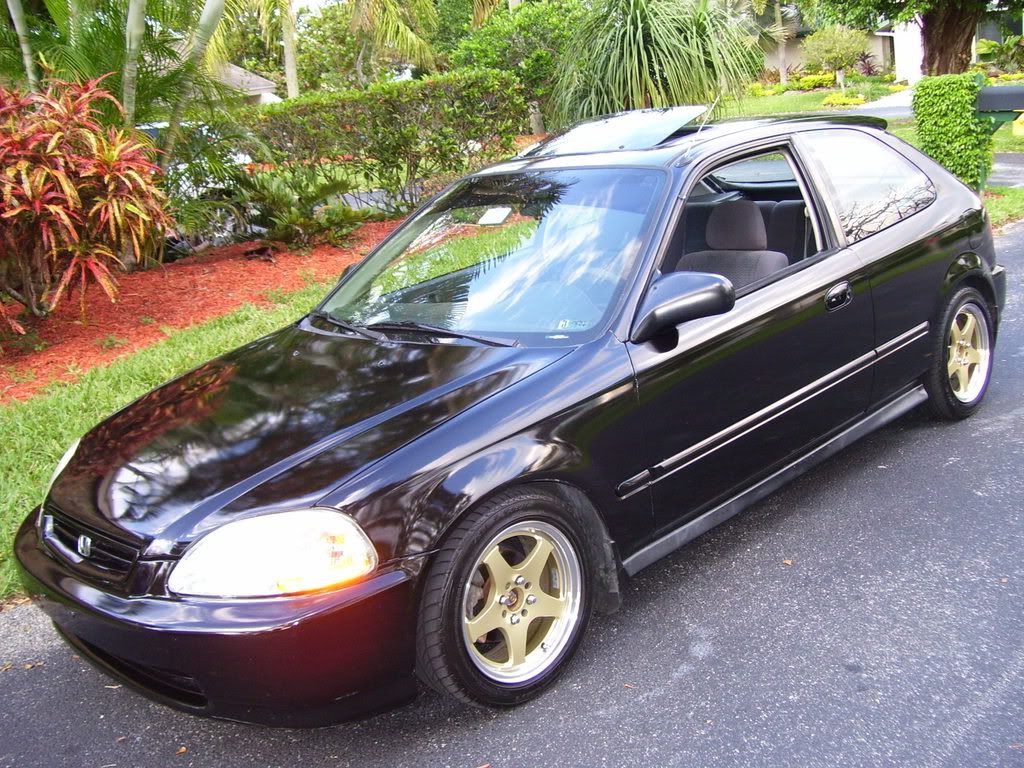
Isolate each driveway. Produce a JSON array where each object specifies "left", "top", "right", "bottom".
[
  {"left": 2, "top": 225, "right": 1022, "bottom": 768},
  {"left": 992, "top": 153, "right": 1024, "bottom": 188}
]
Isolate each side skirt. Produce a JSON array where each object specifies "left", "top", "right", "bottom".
[{"left": 621, "top": 384, "right": 929, "bottom": 576}]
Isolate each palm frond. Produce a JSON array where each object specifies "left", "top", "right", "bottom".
[{"left": 553, "top": 0, "right": 762, "bottom": 124}]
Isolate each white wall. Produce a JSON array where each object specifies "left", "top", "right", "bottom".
[
  {"left": 892, "top": 22, "right": 924, "bottom": 84},
  {"left": 763, "top": 33, "right": 892, "bottom": 75}
]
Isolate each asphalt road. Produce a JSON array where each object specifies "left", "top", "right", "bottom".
[
  {"left": 2, "top": 225, "right": 1023, "bottom": 768},
  {"left": 992, "top": 153, "right": 1024, "bottom": 189}
]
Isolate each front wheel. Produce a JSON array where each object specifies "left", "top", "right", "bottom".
[
  {"left": 924, "top": 286, "right": 995, "bottom": 420},
  {"left": 415, "top": 489, "right": 593, "bottom": 707}
]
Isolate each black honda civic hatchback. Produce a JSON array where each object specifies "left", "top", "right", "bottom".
[{"left": 15, "top": 108, "right": 1007, "bottom": 726}]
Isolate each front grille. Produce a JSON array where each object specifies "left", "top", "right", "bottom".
[{"left": 42, "top": 505, "right": 140, "bottom": 579}]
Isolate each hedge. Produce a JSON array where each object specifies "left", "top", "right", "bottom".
[
  {"left": 912, "top": 73, "right": 993, "bottom": 190},
  {"left": 240, "top": 69, "right": 528, "bottom": 211}
]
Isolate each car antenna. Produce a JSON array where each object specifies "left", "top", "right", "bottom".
[{"left": 693, "top": 95, "right": 721, "bottom": 136}]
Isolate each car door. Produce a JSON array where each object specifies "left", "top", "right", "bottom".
[
  {"left": 795, "top": 128, "right": 946, "bottom": 405},
  {"left": 623, "top": 142, "right": 876, "bottom": 539}
]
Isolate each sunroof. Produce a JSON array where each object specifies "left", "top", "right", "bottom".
[{"left": 520, "top": 106, "right": 708, "bottom": 157}]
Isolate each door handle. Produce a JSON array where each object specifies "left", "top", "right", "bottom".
[{"left": 825, "top": 281, "right": 853, "bottom": 312}]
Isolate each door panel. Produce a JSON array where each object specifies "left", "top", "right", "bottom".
[{"left": 626, "top": 249, "right": 875, "bottom": 535}]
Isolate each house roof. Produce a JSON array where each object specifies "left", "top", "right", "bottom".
[{"left": 215, "top": 62, "right": 278, "bottom": 95}]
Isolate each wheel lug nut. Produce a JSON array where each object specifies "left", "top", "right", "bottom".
[
  {"left": 498, "top": 595, "right": 510, "bottom": 606},
  {"left": 514, "top": 575, "right": 525, "bottom": 586},
  {"left": 510, "top": 614, "right": 521, "bottom": 625},
  {"left": 526, "top": 595, "right": 537, "bottom": 605}
]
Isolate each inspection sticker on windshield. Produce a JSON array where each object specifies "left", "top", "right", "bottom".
[
  {"left": 477, "top": 206, "right": 512, "bottom": 226},
  {"left": 556, "top": 319, "right": 587, "bottom": 330}
]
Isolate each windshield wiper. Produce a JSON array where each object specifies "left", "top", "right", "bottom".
[
  {"left": 365, "top": 320, "right": 521, "bottom": 348},
  {"left": 308, "top": 310, "right": 388, "bottom": 341}
]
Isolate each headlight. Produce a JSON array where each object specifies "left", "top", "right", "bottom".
[
  {"left": 167, "top": 508, "right": 378, "bottom": 598},
  {"left": 44, "top": 437, "right": 80, "bottom": 502}
]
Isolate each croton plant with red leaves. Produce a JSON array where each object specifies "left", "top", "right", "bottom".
[{"left": 0, "top": 77, "right": 172, "bottom": 334}]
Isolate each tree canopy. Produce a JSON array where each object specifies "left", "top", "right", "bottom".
[{"left": 817, "top": 0, "right": 1024, "bottom": 74}]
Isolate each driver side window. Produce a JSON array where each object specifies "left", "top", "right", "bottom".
[{"left": 665, "top": 149, "right": 825, "bottom": 293}]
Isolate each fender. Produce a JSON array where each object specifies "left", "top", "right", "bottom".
[{"left": 941, "top": 252, "right": 1000, "bottom": 330}]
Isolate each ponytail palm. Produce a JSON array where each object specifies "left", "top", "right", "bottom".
[{"left": 553, "top": 0, "right": 762, "bottom": 123}]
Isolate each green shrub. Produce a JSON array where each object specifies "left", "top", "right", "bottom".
[
  {"left": 794, "top": 73, "right": 836, "bottom": 90},
  {"left": 236, "top": 165, "right": 362, "bottom": 246},
  {"left": 450, "top": 0, "right": 583, "bottom": 119},
  {"left": 240, "top": 68, "right": 527, "bottom": 212},
  {"left": 821, "top": 92, "right": 865, "bottom": 107},
  {"left": 977, "top": 36, "right": 1024, "bottom": 74},
  {"left": 913, "top": 73, "right": 993, "bottom": 190},
  {"left": 747, "top": 82, "right": 784, "bottom": 97}
]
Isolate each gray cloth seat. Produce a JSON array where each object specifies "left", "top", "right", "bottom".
[
  {"left": 675, "top": 199, "right": 789, "bottom": 289},
  {"left": 767, "top": 200, "right": 808, "bottom": 264}
]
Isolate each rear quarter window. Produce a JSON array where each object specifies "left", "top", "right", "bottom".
[{"left": 799, "top": 129, "right": 936, "bottom": 244}]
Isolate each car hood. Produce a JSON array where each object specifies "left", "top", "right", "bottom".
[{"left": 48, "top": 321, "right": 567, "bottom": 547}]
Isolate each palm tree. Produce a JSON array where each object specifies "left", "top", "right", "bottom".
[
  {"left": 213, "top": 0, "right": 299, "bottom": 98},
  {"left": 348, "top": 0, "right": 437, "bottom": 81},
  {"left": 161, "top": 0, "right": 225, "bottom": 167},
  {"left": 471, "top": 0, "right": 521, "bottom": 26},
  {"left": 122, "top": 0, "right": 147, "bottom": 124},
  {"left": 5, "top": 0, "right": 38, "bottom": 89},
  {"left": 280, "top": 0, "right": 297, "bottom": 97},
  {"left": 1, "top": 0, "right": 229, "bottom": 125},
  {"left": 553, "top": 0, "right": 763, "bottom": 123},
  {"left": 749, "top": 0, "right": 796, "bottom": 85}
]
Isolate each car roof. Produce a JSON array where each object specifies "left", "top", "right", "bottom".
[{"left": 478, "top": 109, "right": 888, "bottom": 175}]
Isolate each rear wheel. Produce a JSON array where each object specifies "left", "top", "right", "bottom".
[
  {"left": 415, "top": 488, "right": 593, "bottom": 707},
  {"left": 924, "top": 286, "right": 994, "bottom": 420}
]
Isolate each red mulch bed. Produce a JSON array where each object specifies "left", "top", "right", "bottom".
[{"left": 0, "top": 220, "right": 401, "bottom": 404}]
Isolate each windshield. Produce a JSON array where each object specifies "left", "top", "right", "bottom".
[{"left": 319, "top": 168, "right": 664, "bottom": 346}]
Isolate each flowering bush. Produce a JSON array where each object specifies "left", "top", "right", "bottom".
[{"left": 0, "top": 78, "right": 171, "bottom": 331}]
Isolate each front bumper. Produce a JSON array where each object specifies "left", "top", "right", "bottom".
[{"left": 14, "top": 513, "right": 420, "bottom": 727}]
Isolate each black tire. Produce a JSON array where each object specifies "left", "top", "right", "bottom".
[
  {"left": 924, "top": 285, "right": 995, "bottom": 420},
  {"left": 415, "top": 487, "right": 594, "bottom": 707}
]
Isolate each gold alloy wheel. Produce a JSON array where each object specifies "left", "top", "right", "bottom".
[
  {"left": 461, "top": 520, "right": 582, "bottom": 684},
  {"left": 947, "top": 301, "right": 991, "bottom": 404}
]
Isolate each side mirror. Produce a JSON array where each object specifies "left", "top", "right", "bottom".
[{"left": 631, "top": 271, "right": 735, "bottom": 344}]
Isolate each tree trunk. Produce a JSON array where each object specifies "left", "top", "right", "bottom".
[
  {"left": 920, "top": 4, "right": 986, "bottom": 76},
  {"left": 774, "top": 1, "right": 788, "bottom": 86},
  {"left": 354, "top": 38, "right": 368, "bottom": 86},
  {"left": 528, "top": 100, "right": 545, "bottom": 135},
  {"left": 122, "top": 0, "right": 147, "bottom": 125},
  {"left": 281, "top": 0, "right": 299, "bottom": 98},
  {"left": 161, "top": 0, "right": 226, "bottom": 170},
  {"left": 6, "top": 0, "right": 39, "bottom": 90}
]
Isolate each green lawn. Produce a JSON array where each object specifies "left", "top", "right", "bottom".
[
  {"left": 731, "top": 90, "right": 837, "bottom": 116},
  {"left": 0, "top": 280, "right": 332, "bottom": 599},
  {"left": 984, "top": 186, "right": 1024, "bottom": 228},
  {"left": 733, "top": 82, "right": 896, "bottom": 118}
]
